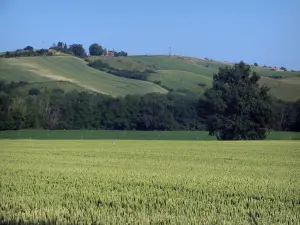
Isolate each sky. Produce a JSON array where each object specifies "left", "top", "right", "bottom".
[{"left": 0, "top": 0, "right": 299, "bottom": 69}]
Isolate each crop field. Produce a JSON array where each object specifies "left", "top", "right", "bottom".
[
  {"left": 1, "top": 130, "right": 300, "bottom": 140},
  {"left": 0, "top": 140, "right": 299, "bottom": 224}
]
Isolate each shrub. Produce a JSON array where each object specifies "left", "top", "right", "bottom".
[
  {"left": 153, "top": 80, "right": 161, "bottom": 85},
  {"left": 144, "top": 69, "right": 156, "bottom": 74},
  {"left": 269, "top": 75, "right": 282, "bottom": 79},
  {"left": 28, "top": 88, "right": 40, "bottom": 95},
  {"left": 197, "top": 83, "right": 207, "bottom": 87}
]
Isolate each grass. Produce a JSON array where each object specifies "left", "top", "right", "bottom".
[
  {"left": 259, "top": 77, "right": 300, "bottom": 101},
  {"left": 0, "top": 140, "right": 299, "bottom": 224},
  {"left": 131, "top": 55, "right": 216, "bottom": 76},
  {"left": 148, "top": 70, "right": 212, "bottom": 94},
  {"left": 0, "top": 130, "right": 300, "bottom": 140},
  {"left": 0, "top": 56, "right": 167, "bottom": 96},
  {"left": 88, "top": 56, "right": 156, "bottom": 71}
]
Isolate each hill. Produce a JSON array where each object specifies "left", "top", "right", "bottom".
[
  {"left": 130, "top": 55, "right": 300, "bottom": 101},
  {"left": 87, "top": 55, "right": 300, "bottom": 100},
  {"left": 0, "top": 56, "right": 167, "bottom": 96},
  {"left": 1, "top": 54, "right": 300, "bottom": 101}
]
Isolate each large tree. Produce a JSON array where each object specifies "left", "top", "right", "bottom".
[
  {"left": 68, "top": 44, "right": 86, "bottom": 58},
  {"left": 203, "top": 61, "right": 273, "bottom": 140},
  {"left": 89, "top": 43, "right": 104, "bottom": 56}
]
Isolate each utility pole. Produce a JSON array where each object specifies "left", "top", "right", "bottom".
[{"left": 169, "top": 46, "right": 172, "bottom": 57}]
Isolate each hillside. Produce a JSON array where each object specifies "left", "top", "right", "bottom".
[
  {"left": 0, "top": 56, "right": 167, "bottom": 96},
  {"left": 1, "top": 54, "right": 300, "bottom": 101},
  {"left": 88, "top": 55, "right": 300, "bottom": 100},
  {"left": 131, "top": 55, "right": 300, "bottom": 101}
]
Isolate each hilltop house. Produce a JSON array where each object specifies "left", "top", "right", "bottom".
[
  {"left": 271, "top": 67, "right": 283, "bottom": 71},
  {"left": 103, "top": 50, "right": 115, "bottom": 56}
]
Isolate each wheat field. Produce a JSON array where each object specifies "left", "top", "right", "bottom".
[{"left": 0, "top": 140, "right": 299, "bottom": 224}]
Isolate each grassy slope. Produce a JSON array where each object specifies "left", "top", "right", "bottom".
[
  {"left": 1, "top": 54, "right": 300, "bottom": 100},
  {"left": 0, "top": 56, "right": 167, "bottom": 96},
  {"left": 131, "top": 55, "right": 216, "bottom": 76},
  {"left": 148, "top": 70, "right": 212, "bottom": 94},
  {"left": 89, "top": 56, "right": 157, "bottom": 71},
  {"left": 130, "top": 55, "right": 300, "bottom": 101},
  {"left": 1, "top": 140, "right": 299, "bottom": 224}
]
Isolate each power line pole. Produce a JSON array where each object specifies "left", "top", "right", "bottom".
[{"left": 169, "top": 46, "right": 172, "bottom": 57}]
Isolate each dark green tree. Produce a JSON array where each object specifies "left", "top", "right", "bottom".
[
  {"left": 57, "top": 41, "right": 63, "bottom": 49},
  {"left": 24, "top": 46, "right": 34, "bottom": 51},
  {"left": 203, "top": 61, "right": 273, "bottom": 140},
  {"left": 89, "top": 43, "right": 104, "bottom": 56},
  {"left": 254, "top": 62, "right": 258, "bottom": 66},
  {"left": 68, "top": 44, "right": 86, "bottom": 58}
]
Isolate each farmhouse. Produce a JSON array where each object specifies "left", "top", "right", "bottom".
[
  {"left": 103, "top": 50, "right": 115, "bottom": 56},
  {"left": 271, "top": 67, "right": 283, "bottom": 71}
]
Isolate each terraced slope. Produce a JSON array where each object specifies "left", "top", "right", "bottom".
[{"left": 0, "top": 56, "right": 167, "bottom": 96}]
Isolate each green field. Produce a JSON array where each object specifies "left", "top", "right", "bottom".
[
  {"left": 148, "top": 70, "right": 212, "bottom": 94},
  {"left": 0, "top": 140, "right": 299, "bottom": 224},
  {"left": 1, "top": 130, "right": 300, "bottom": 140},
  {"left": 0, "top": 56, "right": 167, "bottom": 96},
  {"left": 89, "top": 56, "right": 157, "bottom": 71}
]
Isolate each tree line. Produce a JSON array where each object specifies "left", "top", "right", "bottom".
[
  {"left": 0, "top": 61, "right": 299, "bottom": 139},
  {"left": 0, "top": 71, "right": 299, "bottom": 140},
  {"left": 0, "top": 81, "right": 203, "bottom": 131},
  {"left": 2, "top": 41, "right": 128, "bottom": 59},
  {"left": 88, "top": 60, "right": 154, "bottom": 81}
]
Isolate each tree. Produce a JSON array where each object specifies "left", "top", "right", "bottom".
[
  {"left": 89, "top": 43, "right": 104, "bottom": 56},
  {"left": 68, "top": 44, "right": 86, "bottom": 58},
  {"left": 24, "top": 46, "right": 34, "bottom": 51},
  {"left": 254, "top": 62, "right": 258, "bottom": 66},
  {"left": 280, "top": 67, "right": 287, "bottom": 71},
  {"left": 203, "top": 61, "right": 273, "bottom": 140},
  {"left": 57, "top": 41, "right": 63, "bottom": 49},
  {"left": 114, "top": 51, "right": 128, "bottom": 57}
]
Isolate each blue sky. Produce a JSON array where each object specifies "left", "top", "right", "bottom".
[{"left": 0, "top": 0, "right": 299, "bottom": 69}]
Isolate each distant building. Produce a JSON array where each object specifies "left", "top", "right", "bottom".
[
  {"left": 271, "top": 67, "right": 283, "bottom": 71},
  {"left": 103, "top": 50, "right": 115, "bottom": 56}
]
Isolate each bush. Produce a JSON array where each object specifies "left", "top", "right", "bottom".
[
  {"left": 269, "top": 75, "right": 282, "bottom": 79},
  {"left": 89, "top": 60, "right": 149, "bottom": 81},
  {"left": 28, "top": 88, "right": 40, "bottom": 95},
  {"left": 144, "top": 69, "right": 156, "bottom": 74},
  {"left": 197, "top": 83, "right": 207, "bottom": 87},
  {"left": 153, "top": 80, "right": 161, "bottom": 85}
]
